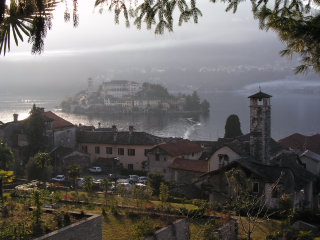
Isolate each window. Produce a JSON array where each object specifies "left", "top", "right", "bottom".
[
  {"left": 144, "top": 149, "right": 148, "bottom": 156},
  {"left": 218, "top": 154, "right": 229, "bottom": 168},
  {"left": 128, "top": 164, "right": 133, "bottom": 170},
  {"left": 118, "top": 148, "right": 124, "bottom": 155},
  {"left": 163, "top": 157, "right": 166, "bottom": 161},
  {"left": 128, "top": 149, "right": 135, "bottom": 156},
  {"left": 82, "top": 145, "right": 88, "bottom": 153},
  {"left": 155, "top": 153, "right": 160, "bottom": 161},
  {"left": 106, "top": 147, "right": 113, "bottom": 154},
  {"left": 252, "top": 182, "right": 259, "bottom": 194},
  {"left": 95, "top": 146, "right": 100, "bottom": 154}
]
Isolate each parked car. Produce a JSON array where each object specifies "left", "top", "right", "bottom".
[
  {"left": 93, "top": 179, "right": 102, "bottom": 185},
  {"left": 128, "top": 175, "right": 139, "bottom": 183},
  {"left": 117, "top": 182, "right": 133, "bottom": 191},
  {"left": 138, "top": 176, "right": 148, "bottom": 184},
  {"left": 51, "top": 175, "right": 65, "bottom": 182},
  {"left": 135, "top": 183, "right": 147, "bottom": 188},
  {"left": 88, "top": 166, "right": 102, "bottom": 173},
  {"left": 77, "top": 178, "right": 84, "bottom": 187},
  {"left": 116, "top": 178, "right": 129, "bottom": 184},
  {"left": 107, "top": 173, "right": 121, "bottom": 181}
]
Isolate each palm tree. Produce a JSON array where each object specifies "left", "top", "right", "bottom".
[
  {"left": 0, "top": 140, "right": 14, "bottom": 204},
  {"left": 101, "top": 177, "right": 111, "bottom": 203},
  {"left": 66, "top": 164, "right": 81, "bottom": 189},
  {"left": 33, "top": 152, "right": 51, "bottom": 169},
  {"left": 0, "top": 0, "right": 58, "bottom": 55}
]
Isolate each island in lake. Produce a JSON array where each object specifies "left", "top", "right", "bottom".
[{"left": 60, "top": 80, "right": 210, "bottom": 116}]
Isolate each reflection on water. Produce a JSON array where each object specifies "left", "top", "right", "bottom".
[{"left": 0, "top": 92, "right": 319, "bottom": 141}]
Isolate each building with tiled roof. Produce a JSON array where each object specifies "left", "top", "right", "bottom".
[
  {"left": 43, "top": 111, "right": 74, "bottom": 129},
  {"left": 196, "top": 90, "right": 317, "bottom": 210},
  {"left": 169, "top": 158, "right": 208, "bottom": 173},
  {"left": 77, "top": 126, "right": 173, "bottom": 170},
  {"left": 42, "top": 111, "right": 76, "bottom": 149},
  {"left": 278, "top": 133, "right": 320, "bottom": 155},
  {"left": 154, "top": 139, "right": 203, "bottom": 157},
  {"left": 147, "top": 139, "right": 204, "bottom": 181},
  {"left": 299, "top": 150, "right": 320, "bottom": 175},
  {"left": 167, "top": 158, "right": 208, "bottom": 184}
]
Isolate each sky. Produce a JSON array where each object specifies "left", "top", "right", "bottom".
[{"left": 1, "top": 0, "right": 319, "bottom": 99}]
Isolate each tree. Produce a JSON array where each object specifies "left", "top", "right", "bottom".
[
  {"left": 185, "top": 91, "right": 201, "bottom": 111},
  {"left": 225, "top": 168, "right": 283, "bottom": 240},
  {"left": 26, "top": 105, "right": 47, "bottom": 156},
  {"left": 66, "top": 164, "right": 81, "bottom": 189},
  {"left": 26, "top": 152, "right": 52, "bottom": 181},
  {"left": 130, "top": 216, "right": 155, "bottom": 240},
  {"left": 1, "top": 0, "right": 320, "bottom": 73},
  {"left": 200, "top": 99, "right": 210, "bottom": 113},
  {"left": 31, "top": 189, "right": 49, "bottom": 236},
  {"left": 100, "top": 177, "right": 111, "bottom": 204},
  {"left": 147, "top": 172, "right": 164, "bottom": 196},
  {"left": 159, "top": 182, "right": 169, "bottom": 208},
  {"left": 83, "top": 176, "right": 93, "bottom": 192},
  {"left": 224, "top": 114, "right": 243, "bottom": 138},
  {"left": 33, "top": 152, "right": 51, "bottom": 169},
  {"left": 0, "top": 141, "right": 14, "bottom": 204}
]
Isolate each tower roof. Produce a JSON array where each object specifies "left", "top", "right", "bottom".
[{"left": 248, "top": 91, "right": 272, "bottom": 99}]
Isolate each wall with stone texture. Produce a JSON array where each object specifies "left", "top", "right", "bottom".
[
  {"left": 145, "top": 218, "right": 189, "bottom": 240},
  {"left": 34, "top": 213, "right": 102, "bottom": 240},
  {"left": 216, "top": 218, "right": 238, "bottom": 240}
]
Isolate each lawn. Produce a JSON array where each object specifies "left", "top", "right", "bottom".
[
  {"left": 237, "top": 216, "right": 282, "bottom": 240},
  {"left": 67, "top": 204, "right": 179, "bottom": 240}
]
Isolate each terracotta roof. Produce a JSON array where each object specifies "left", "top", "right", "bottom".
[
  {"left": 154, "top": 139, "right": 203, "bottom": 156},
  {"left": 168, "top": 158, "right": 208, "bottom": 173},
  {"left": 248, "top": 91, "right": 272, "bottom": 99},
  {"left": 278, "top": 133, "right": 320, "bottom": 155},
  {"left": 43, "top": 111, "right": 74, "bottom": 129}
]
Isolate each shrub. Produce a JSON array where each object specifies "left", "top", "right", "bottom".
[
  {"left": 130, "top": 217, "right": 155, "bottom": 240},
  {"left": 201, "top": 221, "right": 219, "bottom": 240},
  {"left": 110, "top": 204, "right": 119, "bottom": 216},
  {"left": 54, "top": 211, "right": 63, "bottom": 228},
  {"left": 101, "top": 208, "right": 107, "bottom": 216},
  {"left": 297, "top": 231, "right": 314, "bottom": 240},
  {"left": 63, "top": 213, "right": 71, "bottom": 226}
]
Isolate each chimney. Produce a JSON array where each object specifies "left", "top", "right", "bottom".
[
  {"left": 13, "top": 113, "right": 18, "bottom": 122},
  {"left": 112, "top": 125, "right": 118, "bottom": 142},
  {"left": 129, "top": 125, "right": 134, "bottom": 134},
  {"left": 98, "top": 122, "right": 101, "bottom": 129}
]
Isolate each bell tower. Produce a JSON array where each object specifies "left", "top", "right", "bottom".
[{"left": 248, "top": 90, "right": 272, "bottom": 164}]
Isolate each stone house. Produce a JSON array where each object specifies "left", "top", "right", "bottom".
[
  {"left": 168, "top": 158, "right": 208, "bottom": 184},
  {"left": 43, "top": 111, "right": 76, "bottom": 149},
  {"left": 299, "top": 150, "right": 320, "bottom": 175},
  {"left": 196, "top": 90, "right": 317, "bottom": 209},
  {"left": 77, "top": 126, "right": 171, "bottom": 171},
  {"left": 0, "top": 112, "right": 54, "bottom": 169},
  {"left": 147, "top": 139, "right": 204, "bottom": 181},
  {"left": 50, "top": 146, "right": 90, "bottom": 173}
]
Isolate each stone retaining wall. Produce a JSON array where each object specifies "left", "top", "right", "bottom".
[
  {"left": 145, "top": 218, "right": 189, "bottom": 240},
  {"left": 34, "top": 212, "right": 102, "bottom": 240},
  {"left": 216, "top": 218, "right": 238, "bottom": 240}
]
